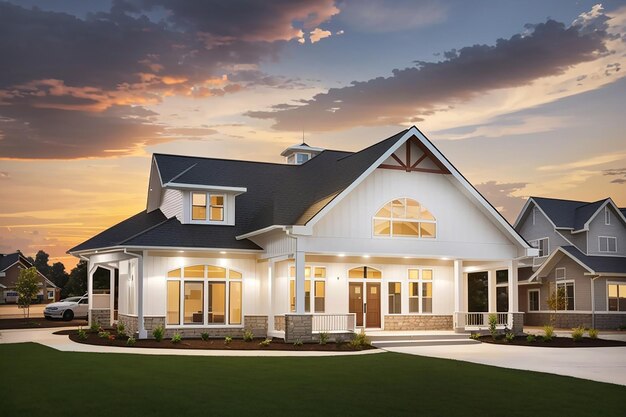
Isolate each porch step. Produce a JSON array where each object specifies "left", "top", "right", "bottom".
[
  {"left": 368, "top": 333, "right": 470, "bottom": 342},
  {"left": 372, "top": 338, "right": 479, "bottom": 348}
]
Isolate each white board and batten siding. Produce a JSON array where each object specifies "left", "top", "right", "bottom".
[
  {"left": 302, "top": 168, "right": 520, "bottom": 260},
  {"left": 160, "top": 189, "right": 184, "bottom": 220}
]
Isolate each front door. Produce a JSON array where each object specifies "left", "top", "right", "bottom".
[
  {"left": 349, "top": 283, "right": 364, "bottom": 327},
  {"left": 365, "top": 283, "right": 381, "bottom": 328}
]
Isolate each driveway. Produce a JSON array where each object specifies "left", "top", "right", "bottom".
[
  {"left": 0, "top": 304, "right": 45, "bottom": 318},
  {"left": 384, "top": 342, "right": 626, "bottom": 386}
]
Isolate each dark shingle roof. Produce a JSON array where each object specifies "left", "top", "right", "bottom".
[
  {"left": 621, "top": 208, "right": 626, "bottom": 217},
  {"left": 532, "top": 196, "right": 610, "bottom": 230},
  {"left": 0, "top": 253, "right": 20, "bottom": 271},
  {"left": 560, "top": 246, "right": 626, "bottom": 274}
]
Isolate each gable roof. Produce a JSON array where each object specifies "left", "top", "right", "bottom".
[
  {"left": 528, "top": 246, "right": 626, "bottom": 281},
  {"left": 0, "top": 253, "right": 20, "bottom": 272},
  {"left": 69, "top": 209, "right": 261, "bottom": 253}
]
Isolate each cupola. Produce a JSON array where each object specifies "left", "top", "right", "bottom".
[{"left": 281, "top": 142, "right": 324, "bottom": 165}]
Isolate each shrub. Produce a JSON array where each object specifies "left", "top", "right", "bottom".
[
  {"left": 116, "top": 322, "right": 125, "bottom": 335},
  {"left": 469, "top": 333, "right": 481, "bottom": 340},
  {"left": 318, "top": 332, "right": 330, "bottom": 345},
  {"left": 224, "top": 336, "right": 232, "bottom": 345},
  {"left": 543, "top": 325, "right": 554, "bottom": 342},
  {"left": 171, "top": 333, "right": 182, "bottom": 344},
  {"left": 348, "top": 338, "right": 362, "bottom": 350},
  {"left": 259, "top": 338, "right": 272, "bottom": 347},
  {"left": 90, "top": 322, "right": 101, "bottom": 333},
  {"left": 126, "top": 336, "right": 136, "bottom": 346},
  {"left": 77, "top": 327, "right": 87, "bottom": 340},
  {"left": 505, "top": 332, "right": 515, "bottom": 343},
  {"left": 98, "top": 330, "right": 110, "bottom": 339},
  {"left": 526, "top": 334, "right": 536, "bottom": 343},
  {"left": 349, "top": 329, "right": 370, "bottom": 350},
  {"left": 152, "top": 325, "right": 164, "bottom": 342},
  {"left": 201, "top": 332, "right": 210, "bottom": 341},
  {"left": 588, "top": 328, "right": 599, "bottom": 339},
  {"left": 488, "top": 314, "right": 498, "bottom": 340},
  {"left": 243, "top": 329, "right": 255, "bottom": 342},
  {"left": 572, "top": 326, "right": 584, "bottom": 342},
  {"left": 293, "top": 337, "right": 303, "bottom": 347}
]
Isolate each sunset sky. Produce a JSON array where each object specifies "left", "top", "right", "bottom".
[{"left": 1, "top": 0, "right": 625, "bottom": 267}]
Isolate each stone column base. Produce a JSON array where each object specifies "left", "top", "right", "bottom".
[
  {"left": 284, "top": 314, "right": 313, "bottom": 343},
  {"left": 90, "top": 309, "right": 110, "bottom": 327}
]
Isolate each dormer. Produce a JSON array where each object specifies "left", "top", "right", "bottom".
[{"left": 281, "top": 142, "right": 324, "bottom": 165}]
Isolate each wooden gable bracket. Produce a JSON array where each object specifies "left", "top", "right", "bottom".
[{"left": 379, "top": 136, "right": 450, "bottom": 174}]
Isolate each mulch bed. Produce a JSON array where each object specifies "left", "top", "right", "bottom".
[
  {"left": 0, "top": 318, "right": 88, "bottom": 330},
  {"left": 478, "top": 335, "right": 626, "bottom": 348},
  {"left": 58, "top": 329, "right": 376, "bottom": 351}
]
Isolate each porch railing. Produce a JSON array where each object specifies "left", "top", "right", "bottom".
[
  {"left": 312, "top": 313, "right": 356, "bottom": 334},
  {"left": 456, "top": 312, "right": 510, "bottom": 329}
]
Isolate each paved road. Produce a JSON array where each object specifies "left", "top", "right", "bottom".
[{"left": 384, "top": 342, "right": 626, "bottom": 386}]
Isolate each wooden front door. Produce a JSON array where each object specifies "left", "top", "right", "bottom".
[
  {"left": 365, "top": 283, "right": 381, "bottom": 328},
  {"left": 349, "top": 283, "right": 364, "bottom": 327}
]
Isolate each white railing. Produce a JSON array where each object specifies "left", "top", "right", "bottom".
[
  {"left": 457, "top": 312, "right": 509, "bottom": 329},
  {"left": 312, "top": 313, "right": 356, "bottom": 334}
]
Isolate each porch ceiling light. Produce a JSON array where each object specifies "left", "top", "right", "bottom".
[
  {"left": 220, "top": 251, "right": 227, "bottom": 254},
  {"left": 362, "top": 255, "right": 370, "bottom": 258},
  {"left": 337, "top": 253, "right": 346, "bottom": 257}
]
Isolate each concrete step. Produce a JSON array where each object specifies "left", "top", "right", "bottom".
[
  {"left": 368, "top": 333, "right": 470, "bottom": 342},
  {"left": 372, "top": 338, "right": 479, "bottom": 348}
]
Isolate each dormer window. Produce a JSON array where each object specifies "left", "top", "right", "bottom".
[{"left": 191, "top": 192, "right": 225, "bottom": 222}]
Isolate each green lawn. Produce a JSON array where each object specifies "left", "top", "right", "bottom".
[{"left": 1, "top": 343, "right": 624, "bottom": 417}]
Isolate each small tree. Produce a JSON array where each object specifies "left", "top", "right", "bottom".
[
  {"left": 546, "top": 282, "right": 566, "bottom": 326},
  {"left": 16, "top": 267, "right": 41, "bottom": 319}
]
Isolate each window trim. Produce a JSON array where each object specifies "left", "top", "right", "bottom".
[
  {"left": 529, "top": 237, "right": 549, "bottom": 257},
  {"left": 189, "top": 192, "right": 227, "bottom": 224},
  {"left": 556, "top": 280, "right": 575, "bottom": 311},
  {"left": 372, "top": 197, "right": 437, "bottom": 240},
  {"left": 495, "top": 269, "right": 509, "bottom": 313},
  {"left": 555, "top": 267, "right": 566, "bottom": 280},
  {"left": 407, "top": 268, "right": 434, "bottom": 314},
  {"left": 607, "top": 281, "right": 626, "bottom": 312},
  {"left": 598, "top": 236, "right": 617, "bottom": 253},
  {"left": 288, "top": 264, "right": 327, "bottom": 313},
  {"left": 387, "top": 281, "right": 402, "bottom": 315},
  {"left": 605, "top": 207, "right": 611, "bottom": 225},
  {"left": 528, "top": 289, "right": 540, "bottom": 312},
  {"left": 532, "top": 207, "right": 537, "bottom": 225}
]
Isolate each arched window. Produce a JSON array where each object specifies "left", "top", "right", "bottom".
[
  {"left": 166, "top": 265, "right": 242, "bottom": 326},
  {"left": 373, "top": 198, "right": 436, "bottom": 238},
  {"left": 348, "top": 266, "right": 381, "bottom": 279}
]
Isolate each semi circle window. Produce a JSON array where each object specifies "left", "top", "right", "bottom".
[
  {"left": 348, "top": 266, "right": 381, "bottom": 279},
  {"left": 166, "top": 265, "right": 242, "bottom": 326},
  {"left": 373, "top": 198, "right": 436, "bottom": 238}
]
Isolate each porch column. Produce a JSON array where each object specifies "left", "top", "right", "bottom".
[
  {"left": 136, "top": 253, "right": 147, "bottom": 339},
  {"left": 295, "top": 251, "right": 306, "bottom": 314},
  {"left": 87, "top": 263, "right": 95, "bottom": 325},
  {"left": 488, "top": 270, "right": 496, "bottom": 313},
  {"left": 109, "top": 268, "right": 115, "bottom": 326},
  {"left": 267, "top": 259, "right": 275, "bottom": 332},
  {"left": 453, "top": 260, "right": 464, "bottom": 331},
  {"left": 508, "top": 259, "right": 518, "bottom": 312}
]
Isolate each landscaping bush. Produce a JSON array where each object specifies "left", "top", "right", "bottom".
[
  {"left": 469, "top": 333, "right": 480, "bottom": 340},
  {"left": 588, "top": 328, "right": 599, "bottom": 339},
  {"left": 201, "top": 332, "right": 210, "bottom": 341},
  {"left": 571, "top": 326, "right": 584, "bottom": 342},
  {"left": 543, "top": 325, "right": 554, "bottom": 342},
  {"left": 89, "top": 322, "right": 101, "bottom": 333},
  {"left": 152, "top": 325, "right": 164, "bottom": 342},
  {"left": 488, "top": 314, "right": 498, "bottom": 340},
  {"left": 505, "top": 332, "right": 515, "bottom": 343},
  {"left": 293, "top": 337, "right": 303, "bottom": 347},
  {"left": 171, "top": 333, "right": 182, "bottom": 344},
  {"left": 259, "top": 338, "right": 272, "bottom": 347},
  {"left": 349, "top": 329, "right": 370, "bottom": 349},
  {"left": 224, "top": 336, "right": 232, "bottom": 345},
  {"left": 243, "top": 329, "right": 254, "bottom": 342},
  {"left": 77, "top": 327, "right": 87, "bottom": 340},
  {"left": 126, "top": 336, "right": 136, "bottom": 346},
  {"left": 98, "top": 330, "right": 110, "bottom": 339},
  {"left": 319, "top": 332, "right": 330, "bottom": 345},
  {"left": 526, "top": 334, "right": 536, "bottom": 343}
]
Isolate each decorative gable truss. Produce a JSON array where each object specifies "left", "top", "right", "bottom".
[{"left": 379, "top": 136, "right": 450, "bottom": 174}]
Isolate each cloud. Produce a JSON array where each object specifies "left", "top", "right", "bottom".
[
  {"left": 475, "top": 181, "right": 528, "bottom": 222},
  {"left": 248, "top": 7, "right": 616, "bottom": 132},
  {"left": 434, "top": 115, "right": 569, "bottom": 141},
  {"left": 310, "top": 28, "right": 332, "bottom": 43},
  {"left": 538, "top": 153, "right": 626, "bottom": 171},
  {"left": 603, "top": 167, "right": 626, "bottom": 184},
  {"left": 0, "top": 171, "right": 9, "bottom": 179},
  {"left": 336, "top": 0, "right": 447, "bottom": 33}
]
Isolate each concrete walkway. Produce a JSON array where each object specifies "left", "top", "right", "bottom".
[
  {"left": 0, "top": 327, "right": 381, "bottom": 357},
  {"left": 384, "top": 342, "right": 626, "bottom": 386}
]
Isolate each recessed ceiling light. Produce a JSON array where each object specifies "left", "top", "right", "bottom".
[
  {"left": 441, "top": 257, "right": 449, "bottom": 261},
  {"left": 337, "top": 254, "right": 346, "bottom": 257},
  {"left": 220, "top": 251, "right": 227, "bottom": 254},
  {"left": 362, "top": 255, "right": 370, "bottom": 258},
  {"left": 403, "top": 256, "right": 410, "bottom": 259}
]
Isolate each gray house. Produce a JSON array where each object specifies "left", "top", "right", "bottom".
[{"left": 514, "top": 197, "right": 626, "bottom": 329}]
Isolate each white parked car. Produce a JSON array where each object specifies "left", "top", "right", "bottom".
[{"left": 44, "top": 294, "right": 89, "bottom": 321}]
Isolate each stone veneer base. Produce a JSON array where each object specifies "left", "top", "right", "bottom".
[
  {"left": 138, "top": 315, "right": 268, "bottom": 339},
  {"left": 525, "top": 312, "right": 626, "bottom": 330},
  {"left": 383, "top": 315, "right": 453, "bottom": 331}
]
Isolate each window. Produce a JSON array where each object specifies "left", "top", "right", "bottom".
[
  {"left": 408, "top": 269, "right": 433, "bottom": 313},
  {"left": 348, "top": 266, "right": 381, "bottom": 279},
  {"left": 166, "top": 265, "right": 242, "bottom": 326},
  {"left": 191, "top": 192, "right": 207, "bottom": 220},
  {"left": 296, "top": 153, "right": 310, "bottom": 164},
  {"left": 599, "top": 236, "right": 617, "bottom": 253},
  {"left": 47, "top": 290, "right": 54, "bottom": 300},
  {"left": 373, "top": 198, "right": 436, "bottom": 238},
  {"left": 555, "top": 267, "right": 566, "bottom": 280},
  {"left": 496, "top": 270, "right": 508, "bottom": 313},
  {"left": 191, "top": 192, "right": 225, "bottom": 222},
  {"left": 528, "top": 289, "right": 540, "bottom": 311},
  {"left": 556, "top": 282, "right": 574, "bottom": 311},
  {"left": 388, "top": 282, "right": 401, "bottom": 314},
  {"left": 288, "top": 265, "right": 326, "bottom": 312},
  {"left": 532, "top": 207, "right": 537, "bottom": 225},
  {"left": 608, "top": 283, "right": 626, "bottom": 311},
  {"left": 605, "top": 207, "right": 611, "bottom": 225},
  {"left": 530, "top": 238, "right": 549, "bottom": 257}
]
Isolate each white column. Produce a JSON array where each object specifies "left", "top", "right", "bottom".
[
  {"left": 87, "top": 262, "right": 95, "bottom": 325},
  {"left": 508, "top": 259, "right": 519, "bottom": 312},
  {"left": 453, "top": 260, "right": 464, "bottom": 312},
  {"left": 136, "top": 253, "right": 147, "bottom": 339},
  {"left": 295, "top": 251, "right": 306, "bottom": 314},
  {"left": 267, "top": 259, "right": 275, "bottom": 332},
  {"left": 488, "top": 270, "right": 496, "bottom": 313},
  {"left": 109, "top": 268, "right": 115, "bottom": 326}
]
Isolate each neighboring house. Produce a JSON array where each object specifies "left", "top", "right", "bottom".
[
  {"left": 0, "top": 252, "right": 60, "bottom": 304},
  {"left": 69, "top": 127, "right": 536, "bottom": 340},
  {"left": 514, "top": 197, "right": 626, "bottom": 329}
]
